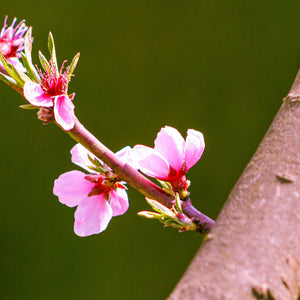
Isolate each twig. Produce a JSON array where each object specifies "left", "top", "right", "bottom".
[{"left": 68, "top": 117, "right": 215, "bottom": 233}]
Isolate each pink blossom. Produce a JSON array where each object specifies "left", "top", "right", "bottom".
[
  {"left": 53, "top": 144, "right": 132, "bottom": 237},
  {"left": 133, "top": 126, "right": 205, "bottom": 191},
  {"left": 0, "top": 16, "right": 27, "bottom": 73},
  {"left": 23, "top": 60, "right": 75, "bottom": 130}
]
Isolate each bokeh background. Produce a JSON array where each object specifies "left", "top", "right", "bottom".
[{"left": 1, "top": 1, "right": 300, "bottom": 299}]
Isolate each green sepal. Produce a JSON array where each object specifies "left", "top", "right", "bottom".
[
  {"left": 48, "top": 32, "right": 59, "bottom": 76},
  {"left": 87, "top": 154, "right": 106, "bottom": 174},
  {"left": 163, "top": 218, "right": 181, "bottom": 227},
  {"left": 145, "top": 198, "right": 173, "bottom": 216},
  {"left": 0, "top": 54, "right": 28, "bottom": 88},
  {"left": 175, "top": 193, "right": 183, "bottom": 214},
  {"left": 21, "top": 53, "right": 40, "bottom": 83},
  {"left": 24, "top": 27, "right": 33, "bottom": 62},
  {"left": 88, "top": 166, "right": 106, "bottom": 174},
  {"left": 11, "top": 63, "right": 31, "bottom": 85},
  {"left": 156, "top": 179, "right": 175, "bottom": 196},
  {"left": 38, "top": 51, "right": 50, "bottom": 73},
  {"left": 137, "top": 211, "right": 160, "bottom": 219},
  {"left": 0, "top": 54, "right": 15, "bottom": 78},
  {"left": 139, "top": 197, "right": 197, "bottom": 232},
  {"left": 19, "top": 104, "right": 38, "bottom": 110},
  {"left": 22, "top": 27, "right": 41, "bottom": 83},
  {"left": 67, "top": 52, "right": 80, "bottom": 83},
  {"left": 0, "top": 71, "right": 17, "bottom": 86},
  {"left": 138, "top": 209, "right": 182, "bottom": 229}
]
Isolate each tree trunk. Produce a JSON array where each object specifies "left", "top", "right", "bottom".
[{"left": 168, "top": 70, "right": 300, "bottom": 300}]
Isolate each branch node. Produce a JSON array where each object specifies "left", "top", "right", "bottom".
[
  {"left": 287, "top": 68, "right": 300, "bottom": 98},
  {"left": 275, "top": 172, "right": 294, "bottom": 184},
  {"left": 283, "top": 95, "right": 300, "bottom": 103},
  {"left": 252, "top": 284, "right": 276, "bottom": 300}
]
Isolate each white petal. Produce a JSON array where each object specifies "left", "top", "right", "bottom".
[{"left": 70, "top": 143, "right": 98, "bottom": 173}]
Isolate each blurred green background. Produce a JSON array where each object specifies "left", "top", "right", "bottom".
[{"left": 1, "top": 1, "right": 300, "bottom": 299}]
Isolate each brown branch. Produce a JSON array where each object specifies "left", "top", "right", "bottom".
[
  {"left": 68, "top": 118, "right": 215, "bottom": 232},
  {"left": 168, "top": 69, "right": 300, "bottom": 299}
]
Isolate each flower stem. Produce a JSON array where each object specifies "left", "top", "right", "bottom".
[{"left": 68, "top": 117, "right": 215, "bottom": 233}]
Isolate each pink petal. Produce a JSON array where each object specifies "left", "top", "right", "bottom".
[
  {"left": 11, "top": 38, "right": 24, "bottom": 48},
  {"left": 71, "top": 143, "right": 97, "bottom": 173},
  {"left": 184, "top": 129, "right": 205, "bottom": 170},
  {"left": 53, "top": 170, "right": 94, "bottom": 207},
  {"left": 115, "top": 146, "right": 139, "bottom": 170},
  {"left": 23, "top": 81, "right": 53, "bottom": 107},
  {"left": 53, "top": 95, "right": 75, "bottom": 131},
  {"left": 110, "top": 189, "right": 129, "bottom": 216},
  {"left": 154, "top": 126, "right": 185, "bottom": 172},
  {"left": 74, "top": 194, "right": 112, "bottom": 237},
  {"left": 133, "top": 145, "right": 170, "bottom": 179}
]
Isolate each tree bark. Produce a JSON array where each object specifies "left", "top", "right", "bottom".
[{"left": 168, "top": 70, "right": 300, "bottom": 300}]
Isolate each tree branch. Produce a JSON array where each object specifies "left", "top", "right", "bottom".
[{"left": 168, "top": 69, "right": 300, "bottom": 299}]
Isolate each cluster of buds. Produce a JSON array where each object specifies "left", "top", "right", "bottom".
[
  {"left": 138, "top": 194, "right": 197, "bottom": 232},
  {"left": 0, "top": 16, "right": 211, "bottom": 237}
]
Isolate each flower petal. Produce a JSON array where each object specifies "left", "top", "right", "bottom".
[
  {"left": 70, "top": 143, "right": 97, "bottom": 173},
  {"left": 184, "top": 129, "right": 205, "bottom": 170},
  {"left": 133, "top": 145, "right": 170, "bottom": 179},
  {"left": 115, "top": 146, "right": 139, "bottom": 169},
  {"left": 53, "top": 95, "right": 75, "bottom": 131},
  {"left": 154, "top": 126, "right": 185, "bottom": 172},
  {"left": 53, "top": 170, "right": 94, "bottom": 207},
  {"left": 110, "top": 188, "right": 129, "bottom": 216},
  {"left": 23, "top": 81, "right": 53, "bottom": 107},
  {"left": 74, "top": 194, "right": 112, "bottom": 237}
]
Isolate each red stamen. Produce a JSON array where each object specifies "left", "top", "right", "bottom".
[
  {"left": 167, "top": 162, "right": 188, "bottom": 191},
  {"left": 85, "top": 174, "right": 121, "bottom": 199},
  {"left": 39, "top": 60, "right": 69, "bottom": 96}
]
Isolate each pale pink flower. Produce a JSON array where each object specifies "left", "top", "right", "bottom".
[
  {"left": 23, "top": 60, "right": 75, "bottom": 130},
  {"left": 0, "top": 16, "right": 27, "bottom": 73},
  {"left": 133, "top": 126, "right": 205, "bottom": 191},
  {"left": 53, "top": 144, "right": 132, "bottom": 237}
]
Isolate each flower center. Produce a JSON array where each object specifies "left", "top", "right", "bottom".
[
  {"left": 169, "top": 174, "right": 188, "bottom": 191},
  {"left": 39, "top": 60, "right": 69, "bottom": 96},
  {"left": 167, "top": 162, "right": 188, "bottom": 192},
  {"left": 84, "top": 174, "right": 116, "bottom": 199},
  {"left": 0, "top": 39, "right": 17, "bottom": 58}
]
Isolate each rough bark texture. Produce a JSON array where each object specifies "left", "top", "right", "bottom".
[{"left": 168, "top": 70, "right": 300, "bottom": 300}]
